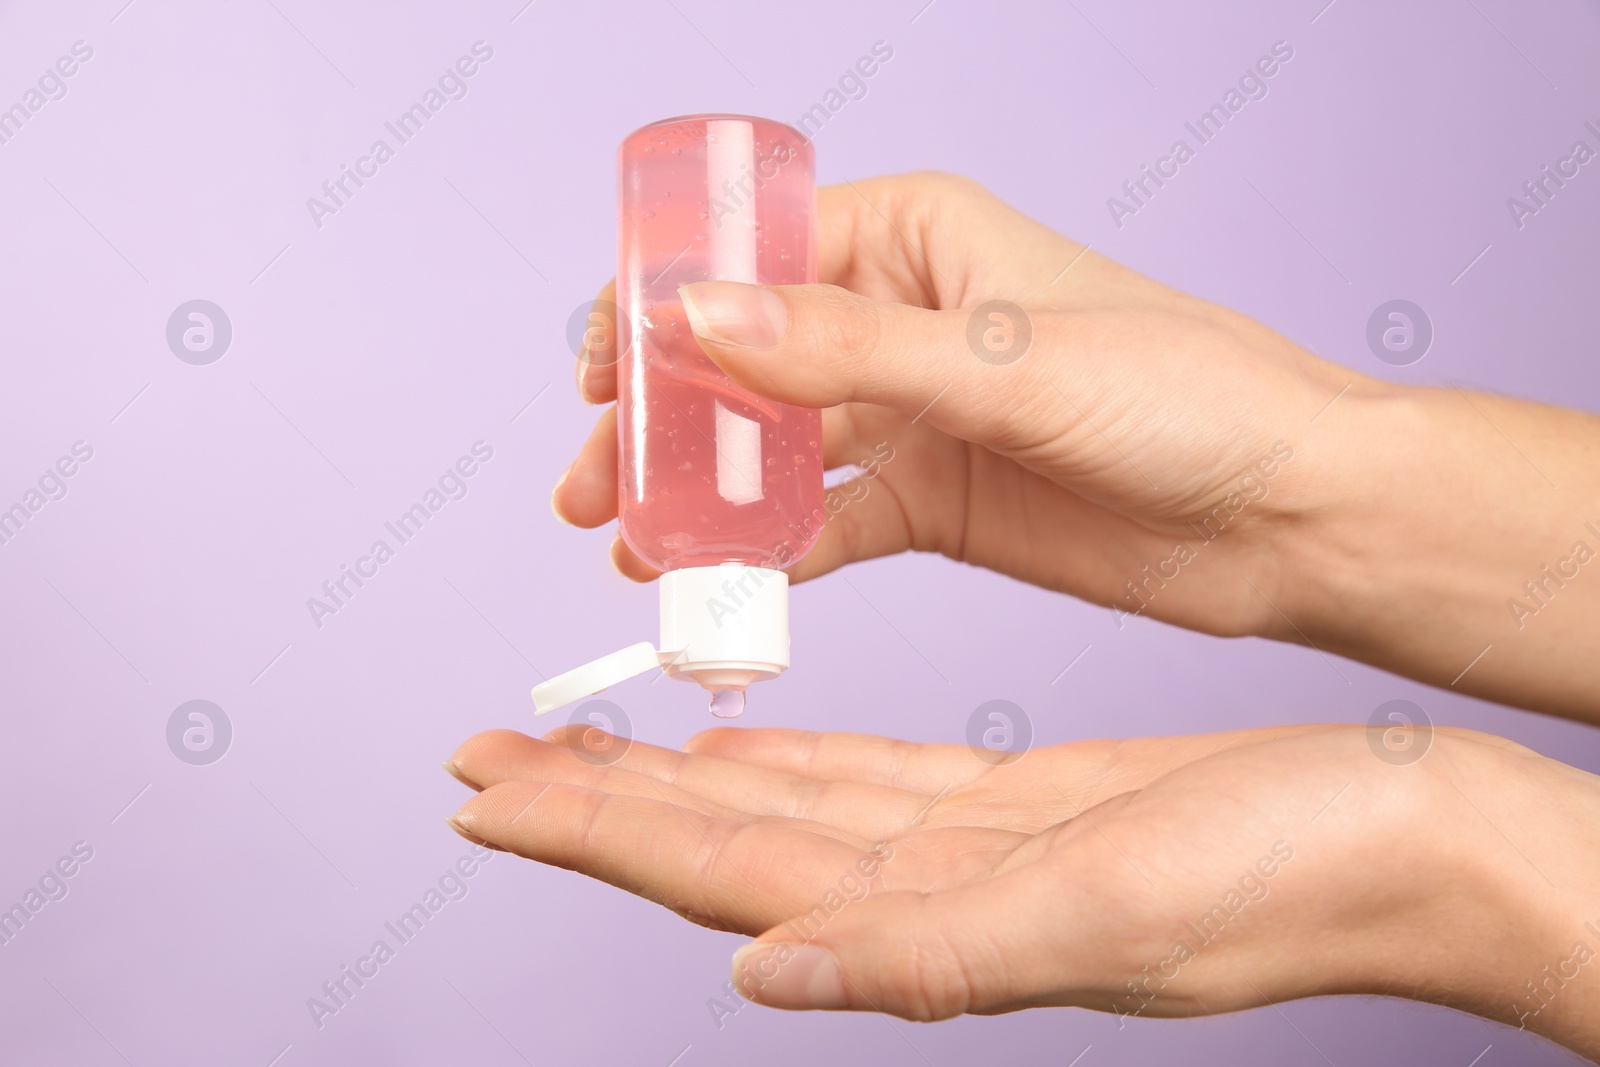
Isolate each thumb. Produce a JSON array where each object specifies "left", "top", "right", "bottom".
[
  {"left": 729, "top": 869, "right": 1077, "bottom": 1021},
  {"left": 678, "top": 280, "right": 1053, "bottom": 450}
]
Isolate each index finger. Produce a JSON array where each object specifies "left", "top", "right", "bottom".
[
  {"left": 451, "top": 779, "right": 882, "bottom": 935},
  {"left": 572, "top": 174, "right": 982, "bottom": 407}
]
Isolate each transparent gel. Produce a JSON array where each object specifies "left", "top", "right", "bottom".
[{"left": 708, "top": 687, "right": 746, "bottom": 719}]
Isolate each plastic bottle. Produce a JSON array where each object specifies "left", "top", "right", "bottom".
[{"left": 532, "top": 114, "right": 822, "bottom": 718}]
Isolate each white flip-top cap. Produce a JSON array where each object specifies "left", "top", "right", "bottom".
[{"left": 531, "top": 565, "right": 789, "bottom": 715}]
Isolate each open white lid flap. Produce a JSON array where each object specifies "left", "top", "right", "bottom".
[{"left": 531, "top": 641, "right": 675, "bottom": 716}]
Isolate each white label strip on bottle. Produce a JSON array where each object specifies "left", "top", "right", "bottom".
[
  {"left": 714, "top": 400, "right": 764, "bottom": 505},
  {"left": 705, "top": 120, "right": 765, "bottom": 507},
  {"left": 705, "top": 119, "right": 758, "bottom": 283}
]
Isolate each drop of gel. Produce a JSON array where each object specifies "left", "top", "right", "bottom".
[{"left": 709, "top": 688, "right": 746, "bottom": 719}]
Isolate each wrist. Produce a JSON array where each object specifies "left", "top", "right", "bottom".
[
  {"left": 1411, "top": 734, "right": 1600, "bottom": 1052},
  {"left": 1266, "top": 384, "right": 1528, "bottom": 674},
  {"left": 1282, "top": 733, "right": 1588, "bottom": 1033},
  {"left": 1270, "top": 380, "right": 1600, "bottom": 716},
  {"left": 1246, "top": 376, "right": 1425, "bottom": 644}
]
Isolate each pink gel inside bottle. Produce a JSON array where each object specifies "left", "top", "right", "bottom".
[
  {"left": 527, "top": 116, "right": 820, "bottom": 719},
  {"left": 616, "top": 115, "right": 823, "bottom": 573}
]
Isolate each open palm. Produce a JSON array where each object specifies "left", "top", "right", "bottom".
[{"left": 446, "top": 721, "right": 1508, "bottom": 1020}]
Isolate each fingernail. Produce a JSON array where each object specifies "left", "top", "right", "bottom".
[
  {"left": 575, "top": 358, "right": 594, "bottom": 403},
  {"left": 680, "top": 282, "right": 787, "bottom": 350},
  {"left": 444, "top": 815, "right": 506, "bottom": 851},
  {"left": 550, "top": 466, "right": 573, "bottom": 525},
  {"left": 441, "top": 760, "right": 475, "bottom": 788},
  {"left": 731, "top": 943, "right": 848, "bottom": 1009}
]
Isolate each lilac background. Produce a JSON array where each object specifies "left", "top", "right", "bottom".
[{"left": 2, "top": 0, "right": 1598, "bottom": 1063}]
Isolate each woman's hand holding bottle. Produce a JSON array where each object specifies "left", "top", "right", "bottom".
[{"left": 559, "top": 172, "right": 1600, "bottom": 721}]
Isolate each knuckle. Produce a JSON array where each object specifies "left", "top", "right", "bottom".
[
  {"left": 910, "top": 169, "right": 988, "bottom": 200},
  {"left": 809, "top": 285, "right": 884, "bottom": 358}
]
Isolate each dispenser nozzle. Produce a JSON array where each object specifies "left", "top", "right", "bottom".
[{"left": 530, "top": 565, "right": 791, "bottom": 716}]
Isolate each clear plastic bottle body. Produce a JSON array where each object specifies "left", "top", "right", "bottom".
[{"left": 616, "top": 115, "right": 823, "bottom": 574}]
